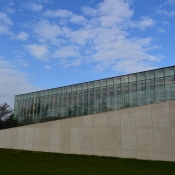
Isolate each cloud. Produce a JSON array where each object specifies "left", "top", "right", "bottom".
[
  {"left": 25, "top": 44, "right": 49, "bottom": 60},
  {"left": 157, "top": 0, "right": 175, "bottom": 17},
  {"left": 157, "top": 27, "right": 165, "bottom": 33},
  {"left": 44, "top": 9, "right": 87, "bottom": 25},
  {"left": 53, "top": 46, "right": 80, "bottom": 58},
  {"left": 137, "top": 17, "right": 155, "bottom": 29},
  {"left": 24, "top": 1, "right": 43, "bottom": 12},
  {"left": 159, "top": 0, "right": 175, "bottom": 7},
  {"left": 156, "top": 9, "right": 175, "bottom": 17},
  {"left": 16, "top": 31, "right": 29, "bottom": 41},
  {"left": 112, "top": 60, "right": 156, "bottom": 74},
  {"left": 19, "top": 59, "right": 29, "bottom": 66},
  {"left": 6, "top": 8, "right": 15, "bottom": 14},
  {"left": 45, "top": 65, "right": 52, "bottom": 70},
  {"left": 44, "top": 9, "right": 72, "bottom": 18},
  {"left": 34, "top": 20, "right": 65, "bottom": 45},
  {"left": 81, "top": 6, "right": 97, "bottom": 17},
  {"left": 31, "top": 0, "right": 161, "bottom": 73},
  {"left": 70, "top": 14, "right": 87, "bottom": 25},
  {"left": 0, "top": 58, "right": 38, "bottom": 107},
  {"left": 0, "top": 12, "right": 13, "bottom": 35}
]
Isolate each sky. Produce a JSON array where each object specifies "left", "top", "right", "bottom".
[{"left": 0, "top": 0, "right": 175, "bottom": 107}]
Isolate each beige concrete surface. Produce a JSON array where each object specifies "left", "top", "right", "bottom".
[
  {"left": 170, "top": 101, "right": 175, "bottom": 128},
  {"left": 0, "top": 101, "right": 175, "bottom": 161},
  {"left": 136, "top": 106, "right": 152, "bottom": 128},
  {"left": 107, "top": 111, "right": 121, "bottom": 128},
  {"left": 10, "top": 128, "right": 18, "bottom": 149},
  {"left": 0, "top": 130, "right": 4, "bottom": 148}
]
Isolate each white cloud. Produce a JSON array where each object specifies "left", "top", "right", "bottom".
[
  {"left": 157, "top": 27, "right": 165, "bottom": 33},
  {"left": 32, "top": 0, "right": 161, "bottom": 73},
  {"left": 25, "top": 2, "right": 43, "bottom": 12},
  {"left": 25, "top": 44, "right": 48, "bottom": 60},
  {"left": 137, "top": 17, "right": 155, "bottom": 29},
  {"left": 34, "top": 20, "right": 65, "bottom": 45},
  {"left": 0, "top": 12, "right": 13, "bottom": 35},
  {"left": 19, "top": 59, "right": 29, "bottom": 66},
  {"left": 53, "top": 46, "right": 80, "bottom": 58},
  {"left": 44, "top": 9, "right": 72, "bottom": 18},
  {"left": 44, "top": 9, "right": 87, "bottom": 25},
  {"left": 159, "top": 0, "right": 175, "bottom": 7},
  {"left": 156, "top": 9, "right": 175, "bottom": 17},
  {"left": 0, "top": 58, "right": 38, "bottom": 107},
  {"left": 45, "top": 65, "right": 52, "bottom": 70},
  {"left": 112, "top": 60, "right": 156, "bottom": 74},
  {"left": 70, "top": 14, "right": 87, "bottom": 25},
  {"left": 81, "top": 6, "right": 97, "bottom": 17},
  {"left": 6, "top": 8, "right": 15, "bottom": 14},
  {"left": 16, "top": 31, "right": 29, "bottom": 41}
]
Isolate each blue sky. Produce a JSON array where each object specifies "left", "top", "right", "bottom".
[{"left": 0, "top": 0, "right": 175, "bottom": 107}]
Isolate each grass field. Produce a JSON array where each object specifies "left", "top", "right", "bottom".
[{"left": 0, "top": 148, "right": 174, "bottom": 175}]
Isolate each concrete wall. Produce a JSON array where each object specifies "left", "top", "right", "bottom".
[{"left": 0, "top": 101, "right": 175, "bottom": 161}]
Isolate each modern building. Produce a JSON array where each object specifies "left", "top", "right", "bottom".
[
  {"left": 14, "top": 66, "right": 175, "bottom": 125},
  {"left": 0, "top": 65, "right": 175, "bottom": 161}
]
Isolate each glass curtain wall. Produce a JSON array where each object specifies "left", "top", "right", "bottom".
[{"left": 14, "top": 66, "right": 175, "bottom": 120}]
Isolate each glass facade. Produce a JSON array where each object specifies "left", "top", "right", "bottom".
[{"left": 14, "top": 66, "right": 175, "bottom": 125}]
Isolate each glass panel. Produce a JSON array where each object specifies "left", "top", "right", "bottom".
[
  {"left": 100, "top": 87, "right": 107, "bottom": 112},
  {"left": 114, "top": 85, "right": 121, "bottom": 110},
  {"left": 77, "top": 84, "right": 82, "bottom": 90},
  {"left": 67, "top": 86, "right": 72, "bottom": 92},
  {"left": 100, "top": 79, "right": 106, "bottom": 87},
  {"left": 49, "top": 89, "right": 53, "bottom": 95},
  {"left": 121, "top": 76, "right": 128, "bottom": 84},
  {"left": 88, "top": 89, "right": 94, "bottom": 114},
  {"left": 45, "top": 90, "right": 49, "bottom": 96},
  {"left": 155, "top": 69, "right": 164, "bottom": 78},
  {"left": 129, "top": 74, "right": 136, "bottom": 82},
  {"left": 137, "top": 81, "right": 146, "bottom": 106},
  {"left": 57, "top": 88, "right": 62, "bottom": 94},
  {"left": 53, "top": 88, "right": 57, "bottom": 94},
  {"left": 62, "top": 93, "right": 67, "bottom": 117},
  {"left": 94, "top": 88, "right": 100, "bottom": 113},
  {"left": 82, "top": 83, "right": 88, "bottom": 90},
  {"left": 129, "top": 82, "right": 137, "bottom": 107},
  {"left": 107, "top": 78, "right": 113, "bottom": 86},
  {"left": 155, "top": 78, "right": 165, "bottom": 102},
  {"left": 67, "top": 92, "right": 72, "bottom": 116},
  {"left": 62, "top": 87, "right": 67, "bottom": 93},
  {"left": 34, "top": 92, "right": 37, "bottom": 97},
  {"left": 72, "top": 85, "right": 77, "bottom": 91},
  {"left": 77, "top": 91, "right": 82, "bottom": 116},
  {"left": 121, "top": 83, "right": 129, "bottom": 108},
  {"left": 57, "top": 94, "right": 62, "bottom": 117},
  {"left": 94, "top": 81, "right": 100, "bottom": 88},
  {"left": 114, "top": 77, "right": 120, "bottom": 84},
  {"left": 41, "top": 91, "right": 45, "bottom": 96},
  {"left": 165, "top": 76, "right": 175, "bottom": 101},
  {"left": 71, "top": 91, "right": 77, "bottom": 116},
  {"left": 164, "top": 67, "right": 174, "bottom": 77},
  {"left": 146, "top": 79, "right": 155, "bottom": 104},
  {"left": 82, "top": 90, "right": 88, "bottom": 115},
  {"left": 137, "top": 72, "right": 145, "bottom": 81},
  {"left": 107, "top": 86, "right": 114, "bottom": 111},
  {"left": 88, "top": 82, "right": 94, "bottom": 89},
  {"left": 146, "top": 70, "right": 154, "bottom": 79}
]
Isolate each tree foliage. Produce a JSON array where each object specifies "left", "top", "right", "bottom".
[{"left": 0, "top": 102, "right": 13, "bottom": 119}]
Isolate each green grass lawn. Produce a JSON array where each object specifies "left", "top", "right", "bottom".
[{"left": 0, "top": 148, "right": 174, "bottom": 175}]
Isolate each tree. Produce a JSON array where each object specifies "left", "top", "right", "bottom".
[{"left": 0, "top": 102, "right": 13, "bottom": 119}]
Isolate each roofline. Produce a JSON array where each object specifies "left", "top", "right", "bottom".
[{"left": 15, "top": 65, "right": 175, "bottom": 97}]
